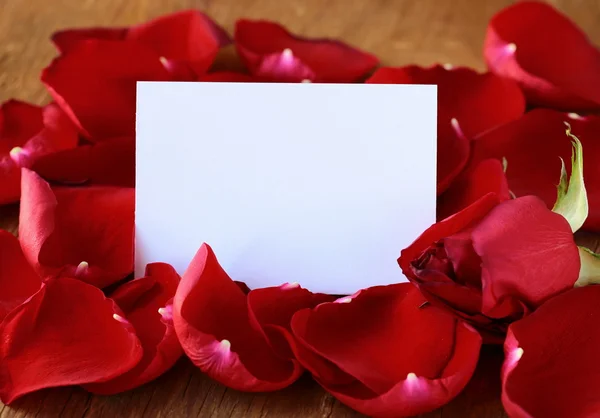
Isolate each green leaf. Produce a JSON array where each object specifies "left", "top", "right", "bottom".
[{"left": 551, "top": 122, "right": 588, "bottom": 232}]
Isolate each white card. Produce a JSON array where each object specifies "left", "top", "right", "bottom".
[{"left": 135, "top": 82, "right": 436, "bottom": 294}]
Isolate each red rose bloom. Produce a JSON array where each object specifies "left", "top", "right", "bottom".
[{"left": 399, "top": 193, "right": 580, "bottom": 341}]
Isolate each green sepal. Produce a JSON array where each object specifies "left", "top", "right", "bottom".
[{"left": 551, "top": 122, "right": 588, "bottom": 232}]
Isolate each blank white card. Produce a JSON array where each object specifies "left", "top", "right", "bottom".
[{"left": 135, "top": 82, "right": 436, "bottom": 294}]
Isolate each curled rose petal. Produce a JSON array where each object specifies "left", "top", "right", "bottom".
[
  {"left": 31, "top": 136, "right": 135, "bottom": 187},
  {"left": 0, "top": 101, "right": 79, "bottom": 204},
  {"left": 84, "top": 263, "right": 182, "bottom": 394},
  {"left": 291, "top": 283, "right": 482, "bottom": 417},
  {"left": 52, "top": 10, "right": 230, "bottom": 77},
  {"left": 484, "top": 1, "right": 600, "bottom": 111},
  {"left": 0, "top": 230, "right": 41, "bottom": 321},
  {"left": 41, "top": 40, "right": 172, "bottom": 140},
  {"left": 472, "top": 109, "right": 600, "bottom": 232},
  {"left": 367, "top": 65, "right": 524, "bottom": 194},
  {"left": 173, "top": 244, "right": 328, "bottom": 391},
  {"left": 235, "top": 19, "right": 379, "bottom": 82},
  {"left": 502, "top": 286, "right": 600, "bottom": 417},
  {"left": 0, "top": 277, "right": 142, "bottom": 404},
  {"left": 437, "top": 158, "right": 511, "bottom": 220},
  {"left": 19, "top": 169, "right": 134, "bottom": 288}
]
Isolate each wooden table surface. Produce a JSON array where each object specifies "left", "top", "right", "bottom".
[{"left": 1, "top": 0, "right": 598, "bottom": 417}]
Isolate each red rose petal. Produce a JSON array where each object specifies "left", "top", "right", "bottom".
[
  {"left": 502, "top": 286, "right": 600, "bottom": 417},
  {"left": 127, "top": 10, "right": 229, "bottom": 76},
  {"left": 255, "top": 50, "right": 315, "bottom": 82},
  {"left": 0, "top": 101, "right": 78, "bottom": 204},
  {"left": 484, "top": 1, "right": 600, "bottom": 111},
  {"left": 41, "top": 40, "right": 172, "bottom": 140},
  {"left": 291, "top": 284, "right": 482, "bottom": 417},
  {"left": 247, "top": 284, "right": 335, "bottom": 359},
  {"left": 235, "top": 19, "right": 379, "bottom": 82},
  {"left": 84, "top": 263, "right": 182, "bottom": 394},
  {"left": 471, "top": 196, "right": 580, "bottom": 317},
  {"left": 0, "top": 277, "right": 142, "bottom": 404},
  {"left": 19, "top": 169, "right": 134, "bottom": 288},
  {"left": 471, "top": 109, "right": 600, "bottom": 232},
  {"left": 367, "top": 65, "right": 525, "bottom": 194},
  {"left": 0, "top": 230, "right": 41, "bottom": 321},
  {"left": 52, "top": 27, "right": 128, "bottom": 52},
  {"left": 31, "top": 136, "right": 135, "bottom": 187},
  {"left": 52, "top": 11, "right": 230, "bottom": 78},
  {"left": 173, "top": 244, "right": 308, "bottom": 391},
  {"left": 437, "top": 158, "right": 511, "bottom": 220}
]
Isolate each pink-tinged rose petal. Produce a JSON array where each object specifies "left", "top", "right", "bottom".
[
  {"left": 255, "top": 49, "right": 316, "bottom": 82},
  {"left": 31, "top": 136, "right": 135, "bottom": 187},
  {"left": 235, "top": 19, "right": 379, "bottom": 82},
  {"left": 0, "top": 230, "right": 42, "bottom": 321},
  {"left": 291, "top": 283, "right": 482, "bottom": 417},
  {"left": 52, "top": 10, "right": 230, "bottom": 78},
  {"left": 367, "top": 65, "right": 524, "bottom": 194},
  {"left": 19, "top": 169, "right": 134, "bottom": 288},
  {"left": 471, "top": 196, "right": 580, "bottom": 318},
  {"left": 502, "top": 286, "right": 600, "bottom": 417},
  {"left": 41, "top": 40, "right": 172, "bottom": 141},
  {"left": 0, "top": 277, "right": 142, "bottom": 404},
  {"left": 484, "top": 1, "right": 600, "bottom": 111},
  {"left": 471, "top": 109, "right": 600, "bottom": 232},
  {"left": 84, "top": 263, "right": 182, "bottom": 394},
  {"left": 437, "top": 158, "right": 511, "bottom": 220},
  {"left": 0, "top": 101, "right": 79, "bottom": 204},
  {"left": 173, "top": 244, "right": 327, "bottom": 391}
]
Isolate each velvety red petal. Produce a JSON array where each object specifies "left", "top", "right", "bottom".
[
  {"left": 484, "top": 1, "right": 600, "bottom": 111},
  {"left": 0, "top": 101, "right": 78, "bottom": 204},
  {"left": 52, "top": 27, "right": 127, "bottom": 52},
  {"left": 31, "top": 136, "right": 134, "bottom": 187},
  {"left": 127, "top": 10, "right": 229, "bottom": 76},
  {"left": 502, "top": 286, "right": 600, "bottom": 417},
  {"left": 247, "top": 284, "right": 335, "bottom": 359},
  {"left": 41, "top": 40, "right": 172, "bottom": 140},
  {"left": 367, "top": 65, "right": 524, "bottom": 194},
  {"left": 291, "top": 284, "right": 482, "bottom": 417},
  {"left": 0, "top": 277, "right": 142, "bottom": 404},
  {"left": 471, "top": 109, "right": 600, "bottom": 232},
  {"left": 173, "top": 244, "right": 304, "bottom": 391},
  {"left": 0, "top": 230, "right": 41, "bottom": 321},
  {"left": 437, "top": 159, "right": 511, "bottom": 220},
  {"left": 471, "top": 196, "right": 579, "bottom": 317},
  {"left": 84, "top": 263, "right": 182, "bottom": 394},
  {"left": 19, "top": 169, "right": 134, "bottom": 288},
  {"left": 235, "top": 19, "right": 379, "bottom": 82}
]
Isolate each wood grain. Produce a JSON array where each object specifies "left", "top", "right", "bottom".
[{"left": 1, "top": 0, "right": 599, "bottom": 416}]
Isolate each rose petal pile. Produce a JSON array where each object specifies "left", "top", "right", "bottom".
[{"left": 2, "top": 3, "right": 600, "bottom": 417}]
